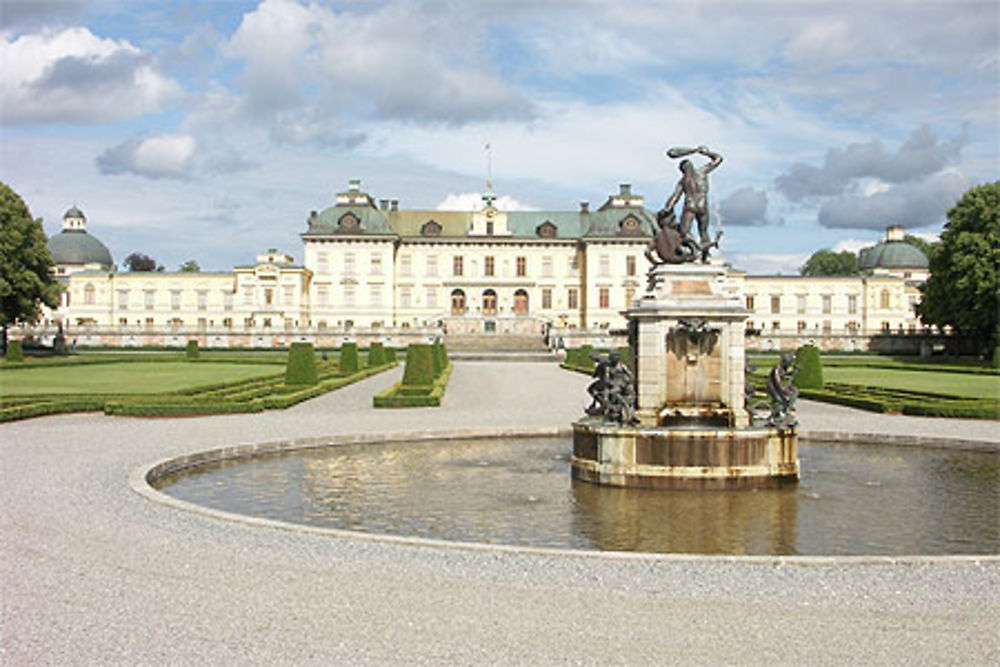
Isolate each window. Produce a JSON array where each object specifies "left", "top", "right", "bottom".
[
  {"left": 118, "top": 317, "right": 128, "bottom": 326},
  {"left": 223, "top": 318, "right": 233, "bottom": 329},
  {"left": 568, "top": 288, "right": 579, "bottom": 310},
  {"left": 450, "top": 289, "right": 466, "bottom": 315},
  {"left": 746, "top": 295, "right": 755, "bottom": 310},
  {"left": 224, "top": 291, "right": 234, "bottom": 311},
  {"left": 822, "top": 295, "right": 832, "bottom": 315},
  {"left": 881, "top": 321, "right": 891, "bottom": 332},
  {"left": 344, "top": 253, "right": 356, "bottom": 276},
  {"left": 796, "top": 294, "right": 806, "bottom": 314},
  {"left": 400, "top": 254, "right": 412, "bottom": 277},
  {"left": 483, "top": 289, "right": 498, "bottom": 314},
  {"left": 317, "top": 285, "right": 329, "bottom": 307},
  {"left": 484, "top": 256, "right": 495, "bottom": 277},
  {"left": 242, "top": 286, "right": 254, "bottom": 306},
  {"left": 513, "top": 289, "right": 529, "bottom": 314},
  {"left": 264, "top": 288, "right": 274, "bottom": 306},
  {"left": 599, "top": 287, "right": 610, "bottom": 309},
  {"left": 198, "top": 318, "right": 207, "bottom": 331},
  {"left": 83, "top": 284, "right": 95, "bottom": 305},
  {"left": 145, "top": 317, "right": 155, "bottom": 327},
  {"left": 568, "top": 256, "right": 579, "bottom": 274},
  {"left": 626, "top": 255, "right": 636, "bottom": 276},
  {"left": 426, "top": 287, "right": 438, "bottom": 309},
  {"left": 282, "top": 286, "right": 294, "bottom": 305},
  {"left": 797, "top": 320, "right": 807, "bottom": 333},
  {"left": 770, "top": 295, "right": 781, "bottom": 314},
  {"left": 317, "top": 252, "right": 329, "bottom": 274},
  {"left": 541, "top": 288, "right": 552, "bottom": 309},
  {"left": 198, "top": 290, "right": 209, "bottom": 311},
  {"left": 399, "top": 287, "right": 411, "bottom": 309},
  {"left": 371, "top": 255, "right": 383, "bottom": 275},
  {"left": 344, "top": 285, "right": 356, "bottom": 306},
  {"left": 145, "top": 290, "right": 156, "bottom": 310},
  {"left": 370, "top": 285, "right": 382, "bottom": 307},
  {"left": 771, "top": 321, "right": 780, "bottom": 331},
  {"left": 625, "top": 286, "right": 635, "bottom": 307},
  {"left": 426, "top": 255, "right": 438, "bottom": 277},
  {"left": 453, "top": 255, "right": 464, "bottom": 276},
  {"left": 822, "top": 320, "right": 832, "bottom": 334},
  {"left": 486, "top": 220, "right": 494, "bottom": 236},
  {"left": 516, "top": 256, "right": 527, "bottom": 277},
  {"left": 880, "top": 288, "right": 890, "bottom": 309},
  {"left": 117, "top": 289, "right": 129, "bottom": 310},
  {"left": 848, "top": 294, "right": 858, "bottom": 315},
  {"left": 599, "top": 254, "right": 610, "bottom": 277},
  {"left": 542, "top": 256, "right": 553, "bottom": 278}
]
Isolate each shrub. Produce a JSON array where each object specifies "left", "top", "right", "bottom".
[
  {"left": 185, "top": 340, "right": 200, "bottom": 359},
  {"left": 385, "top": 346, "right": 397, "bottom": 363},
  {"left": 285, "top": 342, "right": 318, "bottom": 386},
  {"left": 431, "top": 342, "right": 447, "bottom": 377},
  {"left": 6, "top": 340, "right": 23, "bottom": 362},
  {"left": 374, "top": 362, "right": 452, "bottom": 408},
  {"left": 339, "top": 342, "right": 359, "bottom": 374},
  {"left": 794, "top": 344, "right": 823, "bottom": 389},
  {"left": 993, "top": 346, "right": 1000, "bottom": 369},
  {"left": 368, "top": 342, "right": 386, "bottom": 367},
  {"left": 402, "top": 344, "right": 435, "bottom": 386}
]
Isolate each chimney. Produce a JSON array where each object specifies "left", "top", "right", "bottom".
[
  {"left": 309, "top": 210, "right": 318, "bottom": 223},
  {"left": 580, "top": 201, "right": 590, "bottom": 214},
  {"left": 619, "top": 184, "right": 632, "bottom": 197},
  {"left": 380, "top": 199, "right": 389, "bottom": 210},
  {"left": 390, "top": 200, "right": 399, "bottom": 211}
]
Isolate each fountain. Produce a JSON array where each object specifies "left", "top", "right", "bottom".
[{"left": 572, "top": 146, "right": 799, "bottom": 489}]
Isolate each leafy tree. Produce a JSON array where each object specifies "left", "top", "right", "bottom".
[
  {"left": 179, "top": 260, "right": 201, "bottom": 273},
  {"left": 799, "top": 249, "right": 858, "bottom": 276},
  {"left": 918, "top": 181, "right": 1000, "bottom": 354},
  {"left": 124, "top": 252, "right": 163, "bottom": 272},
  {"left": 0, "top": 183, "right": 61, "bottom": 353}
]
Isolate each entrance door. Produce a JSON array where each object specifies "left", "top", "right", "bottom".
[
  {"left": 513, "top": 289, "right": 529, "bottom": 315},
  {"left": 482, "top": 289, "right": 498, "bottom": 315},
  {"left": 450, "top": 289, "right": 467, "bottom": 315}
]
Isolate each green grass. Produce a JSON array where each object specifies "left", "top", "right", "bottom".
[
  {"left": 0, "top": 362, "right": 283, "bottom": 396},
  {"left": 820, "top": 367, "right": 999, "bottom": 400}
]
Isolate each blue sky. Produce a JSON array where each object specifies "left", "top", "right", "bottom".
[{"left": 2, "top": 0, "right": 997, "bottom": 273}]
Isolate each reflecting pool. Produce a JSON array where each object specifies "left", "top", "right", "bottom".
[{"left": 155, "top": 438, "right": 999, "bottom": 556}]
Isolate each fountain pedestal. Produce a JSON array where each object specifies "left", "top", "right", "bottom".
[{"left": 572, "top": 262, "right": 799, "bottom": 489}]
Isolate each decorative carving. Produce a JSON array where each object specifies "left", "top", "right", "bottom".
[
  {"left": 585, "top": 350, "right": 637, "bottom": 425},
  {"left": 337, "top": 212, "right": 361, "bottom": 232},
  {"left": 669, "top": 318, "right": 720, "bottom": 356},
  {"left": 617, "top": 214, "right": 644, "bottom": 237}
]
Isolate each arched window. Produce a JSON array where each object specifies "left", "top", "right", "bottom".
[
  {"left": 450, "top": 289, "right": 466, "bottom": 315},
  {"left": 83, "top": 284, "right": 95, "bottom": 305},
  {"left": 421, "top": 220, "right": 442, "bottom": 236},
  {"left": 482, "top": 289, "right": 497, "bottom": 315},
  {"left": 513, "top": 289, "right": 529, "bottom": 315},
  {"left": 337, "top": 212, "right": 360, "bottom": 232},
  {"left": 880, "top": 288, "right": 891, "bottom": 309}
]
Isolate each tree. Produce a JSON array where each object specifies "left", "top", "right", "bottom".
[
  {"left": 903, "top": 234, "right": 938, "bottom": 260},
  {"left": 799, "top": 249, "right": 858, "bottom": 276},
  {"left": 124, "top": 252, "right": 163, "bottom": 272},
  {"left": 0, "top": 182, "right": 61, "bottom": 353},
  {"left": 918, "top": 181, "right": 1000, "bottom": 354},
  {"left": 179, "top": 260, "right": 200, "bottom": 273}
]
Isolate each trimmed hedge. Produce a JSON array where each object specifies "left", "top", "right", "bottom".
[
  {"left": 374, "top": 362, "right": 453, "bottom": 408},
  {"left": 794, "top": 345, "right": 823, "bottom": 389},
  {"left": 286, "top": 342, "right": 319, "bottom": 386},
  {"left": 6, "top": 340, "right": 23, "bottom": 362},
  {"left": 368, "top": 342, "right": 386, "bottom": 367},
  {"left": 385, "top": 346, "right": 397, "bottom": 363},
  {"left": 185, "top": 340, "right": 200, "bottom": 359},
  {"left": 339, "top": 342, "right": 359, "bottom": 374},
  {"left": 402, "top": 344, "right": 435, "bottom": 385},
  {"left": 432, "top": 342, "right": 448, "bottom": 377}
]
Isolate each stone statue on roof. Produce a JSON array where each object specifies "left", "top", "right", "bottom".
[{"left": 652, "top": 145, "right": 724, "bottom": 264}]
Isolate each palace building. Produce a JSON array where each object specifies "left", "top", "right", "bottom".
[{"left": 29, "top": 181, "right": 931, "bottom": 352}]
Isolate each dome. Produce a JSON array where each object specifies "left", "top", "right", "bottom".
[
  {"left": 47, "top": 230, "right": 113, "bottom": 268},
  {"left": 858, "top": 240, "right": 928, "bottom": 271},
  {"left": 64, "top": 206, "right": 86, "bottom": 219}
]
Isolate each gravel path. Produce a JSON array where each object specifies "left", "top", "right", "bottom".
[{"left": 2, "top": 362, "right": 997, "bottom": 665}]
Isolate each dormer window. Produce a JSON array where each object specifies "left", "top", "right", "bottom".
[
  {"left": 421, "top": 220, "right": 442, "bottom": 236},
  {"left": 536, "top": 221, "right": 558, "bottom": 238},
  {"left": 337, "top": 212, "right": 361, "bottom": 232},
  {"left": 617, "top": 214, "right": 643, "bottom": 237}
]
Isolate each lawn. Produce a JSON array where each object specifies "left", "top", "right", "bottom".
[
  {"left": 820, "top": 366, "right": 999, "bottom": 400},
  {"left": 0, "top": 361, "right": 283, "bottom": 396}
]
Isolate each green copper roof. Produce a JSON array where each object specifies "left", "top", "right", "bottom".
[
  {"left": 304, "top": 204, "right": 397, "bottom": 236},
  {"left": 372, "top": 208, "right": 655, "bottom": 239},
  {"left": 63, "top": 205, "right": 85, "bottom": 219},
  {"left": 858, "top": 240, "right": 928, "bottom": 270},
  {"left": 47, "top": 230, "right": 113, "bottom": 267}
]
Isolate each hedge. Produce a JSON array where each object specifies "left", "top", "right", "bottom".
[
  {"left": 794, "top": 345, "right": 823, "bottom": 389},
  {"left": 368, "top": 342, "right": 386, "bottom": 367},
  {"left": 339, "top": 342, "right": 359, "bottom": 374},
  {"left": 286, "top": 342, "right": 319, "bottom": 386},
  {"left": 374, "top": 362, "right": 452, "bottom": 408},
  {"left": 402, "top": 344, "right": 435, "bottom": 385},
  {"left": 6, "top": 340, "right": 23, "bottom": 362},
  {"left": 185, "top": 340, "right": 200, "bottom": 359}
]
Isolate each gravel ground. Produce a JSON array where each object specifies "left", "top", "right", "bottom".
[{"left": 2, "top": 362, "right": 998, "bottom": 665}]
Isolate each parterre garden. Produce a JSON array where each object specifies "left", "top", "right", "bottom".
[{"left": 0, "top": 342, "right": 399, "bottom": 421}]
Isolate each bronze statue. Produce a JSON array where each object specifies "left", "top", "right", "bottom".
[
  {"left": 645, "top": 209, "right": 696, "bottom": 265},
  {"left": 765, "top": 353, "right": 799, "bottom": 428},
  {"left": 586, "top": 351, "right": 637, "bottom": 425},
  {"left": 655, "top": 145, "right": 724, "bottom": 263}
]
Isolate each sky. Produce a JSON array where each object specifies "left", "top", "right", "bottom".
[{"left": 1, "top": 0, "right": 997, "bottom": 274}]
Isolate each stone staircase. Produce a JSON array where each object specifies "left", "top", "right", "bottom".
[{"left": 443, "top": 334, "right": 558, "bottom": 362}]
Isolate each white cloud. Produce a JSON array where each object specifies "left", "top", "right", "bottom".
[
  {"left": 833, "top": 238, "right": 875, "bottom": 254},
  {"left": 435, "top": 192, "right": 535, "bottom": 212},
  {"left": 729, "top": 253, "right": 811, "bottom": 276},
  {"left": 97, "top": 134, "right": 197, "bottom": 179},
  {"left": 0, "top": 27, "right": 180, "bottom": 124}
]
